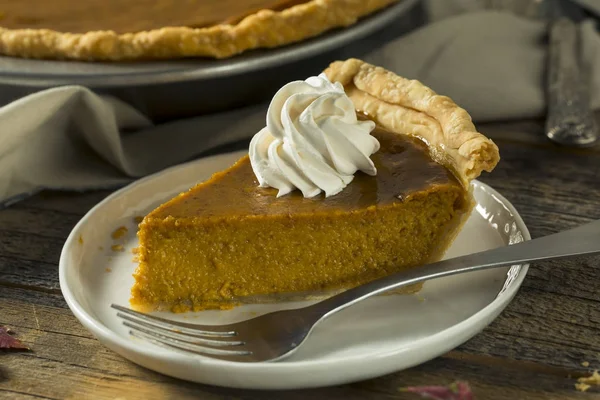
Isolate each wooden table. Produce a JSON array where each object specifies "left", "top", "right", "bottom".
[{"left": 1, "top": 118, "right": 599, "bottom": 399}]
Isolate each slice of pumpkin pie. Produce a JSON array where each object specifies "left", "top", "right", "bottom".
[{"left": 131, "top": 59, "right": 500, "bottom": 312}]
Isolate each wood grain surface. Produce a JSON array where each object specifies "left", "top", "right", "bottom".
[{"left": 1, "top": 117, "right": 600, "bottom": 399}]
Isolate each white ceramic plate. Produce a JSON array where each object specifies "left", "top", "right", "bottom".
[{"left": 59, "top": 150, "right": 530, "bottom": 390}]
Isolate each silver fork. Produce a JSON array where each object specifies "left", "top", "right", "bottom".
[{"left": 113, "top": 219, "right": 600, "bottom": 363}]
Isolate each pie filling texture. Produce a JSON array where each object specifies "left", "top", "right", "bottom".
[
  {"left": 131, "top": 127, "right": 471, "bottom": 313},
  {"left": 130, "top": 59, "right": 499, "bottom": 313},
  {"left": 0, "top": 0, "right": 309, "bottom": 33}
]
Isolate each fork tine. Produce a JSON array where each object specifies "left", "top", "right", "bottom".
[
  {"left": 111, "top": 304, "right": 236, "bottom": 337},
  {"left": 128, "top": 327, "right": 252, "bottom": 357},
  {"left": 121, "top": 319, "right": 244, "bottom": 347}
]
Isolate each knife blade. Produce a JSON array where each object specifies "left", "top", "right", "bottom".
[{"left": 544, "top": 0, "right": 598, "bottom": 147}]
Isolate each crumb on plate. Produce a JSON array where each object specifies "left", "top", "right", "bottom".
[
  {"left": 111, "top": 226, "right": 128, "bottom": 240},
  {"left": 111, "top": 244, "right": 125, "bottom": 252}
]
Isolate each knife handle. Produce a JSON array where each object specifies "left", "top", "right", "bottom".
[{"left": 546, "top": 17, "right": 598, "bottom": 147}]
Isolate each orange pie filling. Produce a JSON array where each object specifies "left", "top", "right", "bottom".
[
  {"left": 0, "top": 0, "right": 311, "bottom": 33},
  {"left": 130, "top": 59, "right": 499, "bottom": 313},
  {"left": 131, "top": 127, "right": 471, "bottom": 312}
]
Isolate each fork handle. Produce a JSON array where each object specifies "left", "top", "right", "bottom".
[{"left": 311, "top": 219, "right": 600, "bottom": 318}]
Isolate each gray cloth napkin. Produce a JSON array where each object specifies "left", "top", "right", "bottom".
[{"left": 1, "top": 10, "right": 600, "bottom": 207}]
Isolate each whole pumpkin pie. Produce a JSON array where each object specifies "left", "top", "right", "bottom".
[
  {"left": 0, "top": 0, "right": 397, "bottom": 60},
  {"left": 131, "top": 59, "right": 500, "bottom": 313}
]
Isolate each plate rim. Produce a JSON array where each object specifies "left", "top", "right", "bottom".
[{"left": 58, "top": 150, "right": 530, "bottom": 382}]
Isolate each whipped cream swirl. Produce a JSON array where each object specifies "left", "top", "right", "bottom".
[{"left": 249, "top": 74, "right": 380, "bottom": 198}]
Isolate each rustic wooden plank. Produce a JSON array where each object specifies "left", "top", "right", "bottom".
[
  {"left": 461, "top": 284, "right": 600, "bottom": 371},
  {"left": 523, "top": 257, "right": 600, "bottom": 302},
  {"left": 1, "top": 289, "right": 427, "bottom": 392},
  {"left": 9, "top": 327, "right": 171, "bottom": 381},
  {"left": 0, "top": 209, "right": 81, "bottom": 239},
  {"left": 478, "top": 113, "right": 600, "bottom": 152},
  {"left": 507, "top": 287, "right": 600, "bottom": 329},
  {"left": 0, "top": 296, "right": 174, "bottom": 381},
  {"left": 1, "top": 350, "right": 594, "bottom": 400},
  {"left": 0, "top": 231, "right": 63, "bottom": 265},
  {"left": 0, "top": 289, "right": 88, "bottom": 337},
  {"left": 8, "top": 259, "right": 598, "bottom": 374},
  {"left": 2, "top": 284, "right": 598, "bottom": 384},
  {"left": 0, "top": 287, "right": 67, "bottom": 309},
  {"left": 1, "top": 352, "right": 404, "bottom": 400},
  {"left": 0, "top": 390, "right": 56, "bottom": 400},
  {"left": 3, "top": 278, "right": 600, "bottom": 355},
  {"left": 356, "top": 354, "right": 593, "bottom": 400},
  {"left": 11, "top": 190, "right": 114, "bottom": 215},
  {"left": 481, "top": 143, "right": 600, "bottom": 225},
  {"left": 461, "top": 323, "right": 600, "bottom": 371},
  {"left": 478, "top": 119, "right": 548, "bottom": 145},
  {"left": 1, "top": 356, "right": 219, "bottom": 400},
  {"left": 0, "top": 257, "right": 59, "bottom": 291}
]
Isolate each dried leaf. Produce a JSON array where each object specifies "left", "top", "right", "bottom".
[
  {"left": 0, "top": 326, "right": 29, "bottom": 350},
  {"left": 401, "top": 381, "right": 473, "bottom": 400}
]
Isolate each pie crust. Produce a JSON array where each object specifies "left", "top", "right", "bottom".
[
  {"left": 0, "top": 0, "right": 397, "bottom": 61},
  {"left": 324, "top": 58, "right": 500, "bottom": 188}
]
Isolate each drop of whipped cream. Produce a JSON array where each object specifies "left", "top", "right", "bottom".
[{"left": 249, "top": 73, "right": 380, "bottom": 198}]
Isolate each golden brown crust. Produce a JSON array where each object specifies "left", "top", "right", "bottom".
[
  {"left": 0, "top": 0, "right": 396, "bottom": 61},
  {"left": 324, "top": 58, "right": 500, "bottom": 188}
]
